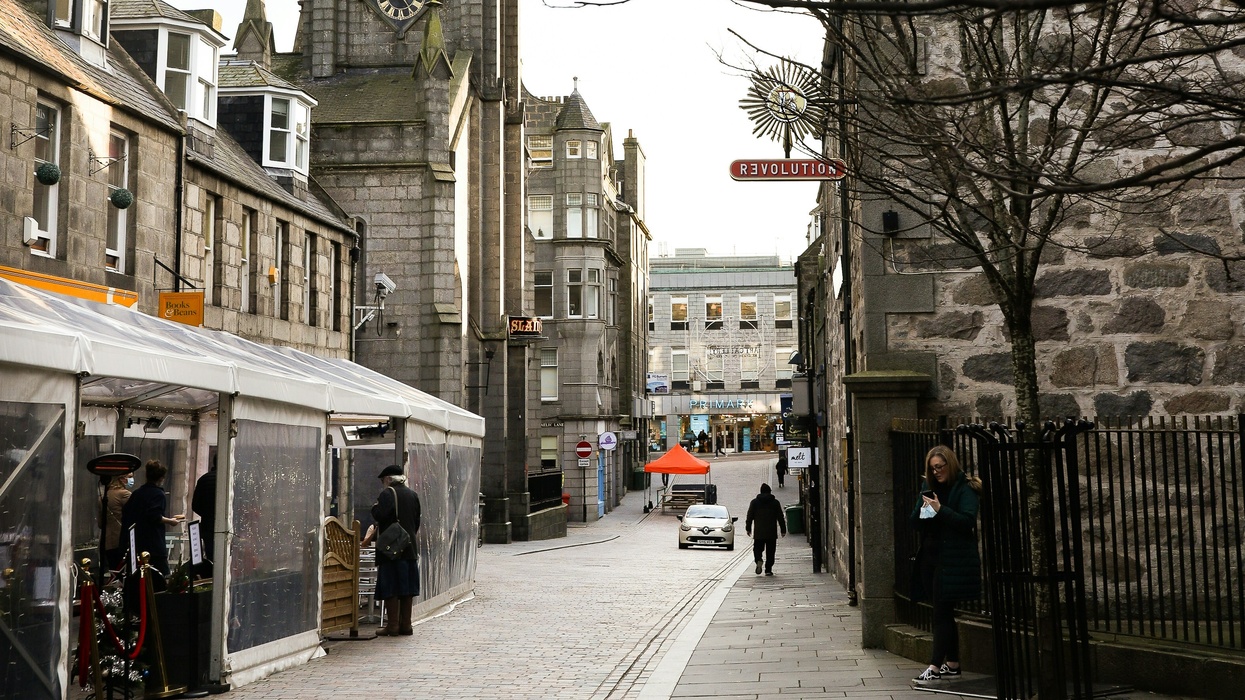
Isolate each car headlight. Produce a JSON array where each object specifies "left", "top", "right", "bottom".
[
  {"left": 680, "top": 523, "right": 691, "bottom": 531},
  {"left": 722, "top": 523, "right": 733, "bottom": 532}
]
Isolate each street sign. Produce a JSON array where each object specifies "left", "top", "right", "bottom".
[
  {"left": 787, "top": 447, "right": 813, "bottom": 470},
  {"left": 577, "top": 458, "right": 591, "bottom": 468},
  {"left": 730, "top": 158, "right": 847, "bottom": 181},
  {"left": 621, "top": 430, "right": 638, "bottom": 440},
  {"left": 599, "top": 432, "right": 617, "bottom": 451},
  {"left": 575, "top": 441, "right": 592, "bottom": 458}
]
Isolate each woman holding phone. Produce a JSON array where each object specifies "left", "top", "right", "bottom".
[{"left": 909, "top": 445, "right": 982, "bottom": 684}]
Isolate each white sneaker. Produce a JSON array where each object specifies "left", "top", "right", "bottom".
[{"left": 913, "top": 668, "right": 941, "bottom": 684}]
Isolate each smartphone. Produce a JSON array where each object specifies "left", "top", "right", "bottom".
[{"left": 920, "top": 490, "right": 935, "bottom": 499}]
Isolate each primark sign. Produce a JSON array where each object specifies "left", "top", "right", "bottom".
[{"left": 654, "top": 394, "right": 783, "bottom": 415}]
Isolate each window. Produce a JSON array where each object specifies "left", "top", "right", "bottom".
[
  {"left": 607, "top": 277, "right": 616, "bottom": 325},
  {"left": 535, "top": 271, "right": 553, "bottom": 317},
  {"left": 586, "top": 269, "right": 601, "bottom": 319},
  {"left": 541, "top": 348, "right": 558, "bottom": 401},
  {"left": 741, "top": 354, "right": 760, "bottom": 389},
  {"left": 54, "top": 0, "right": 71, "bottom": 25},
  {"left": 269, "top": 98, "right": 290, "bottom": 163},
  {"left": 331, "top": 242, "right": 343, "bottom": 332},
  {"left": 566, "top": 140, "right": 582, "bottom": 158},
  {"left": 567, "top": 269, "right": 583, "bottom": 317},
  {"left": 275, "top": 220, "right": 288, "bottom": 319},
  {"left": 647, "top": 302, "right": 654, "bottom": 331},
  {"left": 540, "top": 435, "right": 558, "bottom": 468},
  {"left": 203, "top": 195, "right": 217, "bottom": 303},
  {"left": 705, "top": 295, "right": 723, "bottom": 330},
  {"left": 586, "top": 140, "right": 598, "bottom": 159},
  {"left": 528, "top": 195, "right": 553, "bottom": 239},
  {"left": 164, "top": 33, "right": 191, "bottom": 111},
  {"left": 528, "top": 135, "right": 552, "bottom": 168},
  {"left": 84, "top": 0, "right": 107, "bottom": 42},
  {"left": 566, "top": 193, "right": 582, "bottom": 238},
  {"left": 776, "top": 347, "right": 794, "bottom": 387},
  {"left": 670, "top": 295, "right": 688, "bottom": 330},
  {"left": 105, "top": 130, "right": 130, "bottom": 272},
  {"left": 585, "top": 193, "right": 598, "bottom": 239},
  {"left": 293, "top": 101, "right": 309, "bottom": 169},
  {"left": 672, "top": 350, "right": 689, "bottom": 391},
  {"left": 740, "top": 295, "right": 758, "bottom": 330},
  {"left": 241, "top": 209, "right": 256, "bottom": 314},
  {"left": 705, "top": 356, "right": 724, "bottom": 390},
  {"left": 31, "top": 102, "right": 60, "bottom": 256},
  {"left": 196, "top": 37, "right": 216, "bottom": 122},
  {"left": 775, "top": 294, "right": 793, "bottom": 329},
  {"left": 303, "top": 233, "right": 315, "bottom": 326}
]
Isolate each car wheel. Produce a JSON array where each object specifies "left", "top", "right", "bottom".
[{"left": 679, "top": 543, "right": 689, "bottom": 549}]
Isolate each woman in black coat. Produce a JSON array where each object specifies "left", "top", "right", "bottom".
[
  {"left": 909, "top": 445, "right": 981, "bottom": 684},
  {"left": 362, "top": 464, "right": 422, "bottom": 636}
]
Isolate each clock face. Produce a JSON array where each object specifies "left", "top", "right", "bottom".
[{"left": 368, "top": 0, "right": 428, "bottom": 31}]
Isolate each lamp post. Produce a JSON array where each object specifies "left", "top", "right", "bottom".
[{"left": 788, "top": 351, "right": 823, "bottom": 573}]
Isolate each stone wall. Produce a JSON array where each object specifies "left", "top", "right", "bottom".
[{"left": 883, "top": 229, "right": 1245, "bottom": 419}]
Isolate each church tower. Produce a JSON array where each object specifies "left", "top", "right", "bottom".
[{"left": 279, "top": 0, "right": 535, "bottom": 541}]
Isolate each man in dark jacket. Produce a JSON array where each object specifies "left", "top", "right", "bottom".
[
  {"left": 745, "top": 483, "right": 786, "bottom": 576},
  {"left": 120, "top": 460, "right": 184, "bottom": 575},
  {"left": 364, "top": 464, "right": 422, "bottom": 635}
]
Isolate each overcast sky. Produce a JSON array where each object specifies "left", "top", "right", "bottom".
[{"left": 171, "top": 0, "right": 825, "bottom": 259}]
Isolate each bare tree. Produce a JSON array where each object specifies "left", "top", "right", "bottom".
[{"left": 730, "top": 2, "right": 1245, "bottom": 697}]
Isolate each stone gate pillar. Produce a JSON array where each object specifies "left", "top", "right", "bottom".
[{"left": 843, "top": 371, "right": 930, "bottom": 648}]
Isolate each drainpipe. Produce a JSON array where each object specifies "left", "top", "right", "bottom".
[
  {"left": 173, "top": 132, "right": 186, "bottom": 292},
  {"left": 835, "top": 15, "right": 859, "bottom": 606}
]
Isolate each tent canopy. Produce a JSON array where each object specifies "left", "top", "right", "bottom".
[
  {"left": 0, "top": 277, "right": 484, "bottom": 437},
  {"left": 644, "top": 444, "right": 711, "bottom": 475}
]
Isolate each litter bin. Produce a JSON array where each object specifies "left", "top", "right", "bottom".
[
  {"left": 704, "top": 483, "right": 717, "bottom": 505},
  {"left": 631, "top": 470, "right": 649, "bottom": 491},
  {"left": 785, "top": 504, "right": 804, "bottom": 534}
]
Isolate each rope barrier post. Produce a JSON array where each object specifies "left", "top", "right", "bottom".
[
  {"left": 77, "top": 559, "right": 103, "bottom": 698},
  {"left": 139, "top": 552, "right": 187, "bottom": 699}
]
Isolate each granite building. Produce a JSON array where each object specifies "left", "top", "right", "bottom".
[
  {"left": 525, "top": 86, "right": 651, "bottom": 524},
  {"left": 648, "top": 250, "right": 798, "bottom": 456},
  {"left": 270, "top": 0, "right": 536, "bottom": 541}
]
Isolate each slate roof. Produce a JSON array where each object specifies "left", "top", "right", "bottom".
[
  {"left": 219, "top": 59, "right": 304, "bottom": 92},
  {"left": 0, "top": 0, "right": 182, "bottom": 133},
  {"left": 555, "top": 89, "right": 602, "bottom": 131},
  {"left": 293, "top": 68, "right": 422, "bottom": 124},
  {"left": 187, "top": 126, "right": 352, "bottom": 233}
]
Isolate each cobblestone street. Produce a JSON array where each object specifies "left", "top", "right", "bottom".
[{"left": 224, "top": 453, "right": 781, "bottom": 699}]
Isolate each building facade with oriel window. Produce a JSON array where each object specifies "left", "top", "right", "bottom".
[
  {"left": 526, "top": 86, "right": 651, "bottom": 524},
  {"left": 648, "top": 250, "right": 798, "bottom": 455}
]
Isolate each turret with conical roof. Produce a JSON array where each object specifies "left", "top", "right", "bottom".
[{"left": 555, "top": 79, "right": 602, "bottom": 132}]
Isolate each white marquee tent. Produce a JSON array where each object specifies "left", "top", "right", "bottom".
[{"left": 0, "top": 277, "right": 484, "bottom": 698}]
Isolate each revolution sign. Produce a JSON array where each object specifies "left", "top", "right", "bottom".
[{"left": 730, "top": 158, "right": 847, "bottom": 181}]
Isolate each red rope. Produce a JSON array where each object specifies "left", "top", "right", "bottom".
[
  {"left": 77, "top": 578, "right": 93, "bottom": 686},
  {"left": 92, "top": 568, "right": 148, "bottom": 661}
]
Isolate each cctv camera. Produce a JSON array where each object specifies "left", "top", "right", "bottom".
[{"left": 374, "top": 272, "right": 397, "bottom": 298}]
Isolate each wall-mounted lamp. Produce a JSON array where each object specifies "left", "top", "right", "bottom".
[
  {"left": 267, "top": 266, "right": 280, "bottom": 286},
  {"left": 882, "top": 209, "right": 900, "bottom": 234}
]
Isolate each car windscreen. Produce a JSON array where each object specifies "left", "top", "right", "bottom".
[{"left": 685, "top": 505, "right": 728, "bottom": 519}]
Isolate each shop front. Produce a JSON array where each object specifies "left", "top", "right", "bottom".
[{"left": 651, "top": 394, "right": 787, "bottom": 455}]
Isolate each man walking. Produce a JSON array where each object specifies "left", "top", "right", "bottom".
[{"left": 746, "top": 483, "right": 786, "bottom": 576}]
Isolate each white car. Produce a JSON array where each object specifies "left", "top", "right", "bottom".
[{"left": 677, "top": 504, "right": 737, "bottom": 550}]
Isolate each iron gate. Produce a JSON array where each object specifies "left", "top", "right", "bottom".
[{"left": 963, "top": 420, "right": 1094, "bottom": 700}]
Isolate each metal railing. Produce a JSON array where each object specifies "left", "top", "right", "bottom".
[{"left": 891, "top": 415, "right": 1245, "bottom": 653}]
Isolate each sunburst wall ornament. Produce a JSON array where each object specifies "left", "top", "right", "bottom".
[{"left": 740, "top": 60, "right": 827, "bottom": 158}]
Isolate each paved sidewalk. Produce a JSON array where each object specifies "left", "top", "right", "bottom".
[{"left": 649, "top": 543, "right": 1197, "bottom": 700}]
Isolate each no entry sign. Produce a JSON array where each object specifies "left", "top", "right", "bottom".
[
  {"left": 575, "top": 441, "right": 593, "bottom": 458},
  {"left": 730, "top": 158, "right": 847, "bottom": 181}
]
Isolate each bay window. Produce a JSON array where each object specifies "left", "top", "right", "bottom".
[
  {"left": 528, "top": 195, "right": 553, "bottom": 239},
  {"left": 566, "top": 193, "right": 582, "bottom": 238},
  {"left": 567, "top": 269, "right": 582, "bottom": 317}
]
